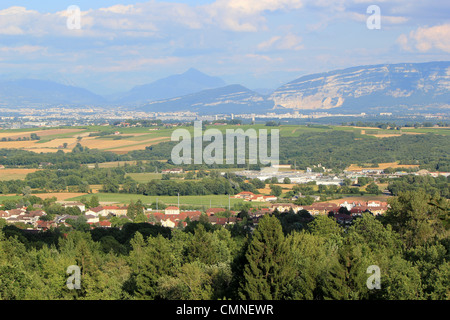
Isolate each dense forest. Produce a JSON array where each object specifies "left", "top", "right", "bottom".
[
  {"left": 130, "top": 131, "right": 450, "bottom": 172},
  {"left": 0, "top": 189, "right": 448, "bottom": 300},
  {"left": 388, "top": 175, "right": 450, "bottom": 199},
  {"left": 0, "top": 168, "right": 261, "bottom": 196},
  {"left": 278, "top": 131, "right": 450, "bottom": 171}
]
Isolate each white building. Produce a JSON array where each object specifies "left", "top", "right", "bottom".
[{"left": 165, "top": 206, "right": 180, "bottom": 215}]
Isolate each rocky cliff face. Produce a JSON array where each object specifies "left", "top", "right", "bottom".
[{"left": 270, "top": 61, "right": 450, "bottom": 111}]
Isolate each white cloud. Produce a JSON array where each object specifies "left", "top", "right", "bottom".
[
  {"left": 0, "top": 6, "right": 40, "bottom": 35},
  {"left": 0, "top": 25, "right": 24, "bottom": 35},
  {"left": 99, "top": 4, "right": 136, "bottom": 14},
  {"left": 339, "top": 11, "right": 408, "bottom": 24},
  {"left": 245, "top": 53, "right": 283, "bottom": 62},
  {"left": 0, "top": 45, "right": 46, "bottom": 55},
  {"left": 224, "top": 0, "right": 304, "bottom": 14},
  {"left": 396, "top": 33, "right": 411, "bottom": 51},
  {"left": 398, "top": 23, "right": 450, "bottom": 53},
  {"left": 202, "top": 0, "right": 305, "bottom": 32},
  {"left": 258, "top": 36, "right": 282, "bottom": 50},
  {"left": 279, "top": 33, "right": 304, "bottom": 50},
  {"left": 257, "top": 33, "right": 304, "bottom": 51},
  {"left": 0, "top": 6, "right": 36, "bottom": 16}
]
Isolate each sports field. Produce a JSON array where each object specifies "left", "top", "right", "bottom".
[{"left": 125, "top": 173, "right": 164, "bottom": 182}]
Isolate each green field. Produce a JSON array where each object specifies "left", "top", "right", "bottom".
[
  {"left": 125, "top": 172, "right": 163, "bottom": 182},
  {"left": 0, "top": 172, "right": 29, "bottom": 181},
  {"left": 0, "top": 195, "right": 25, "bottom": 203},
  {"left": 67, "top": 192, "right": 266, "bottom": 208}
]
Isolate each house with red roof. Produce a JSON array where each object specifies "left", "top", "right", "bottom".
[
  {"left": 58, "top": 201, "right": 86, "bottom": 212},
  {"left": 36, "top": 220, "right": 57, "bottom": 231},
  {"left": 85, "top": 206, "right": 104, "bottom": 216},
  {"left": 0, "top": 210, "right": 10, "bottom": 218},
  {"left": 147, "top": 208, "right": 202, "bottom": 228},
  {"left": 209, "top": 216, "right": 238, "bottom": 226},
  {"left": 165, "top": 206, "right": 180, "bottom": 215},
  {"left": 270, "top": 203, "right": 303, "bottom": 213},
  {"left": 234, "top": 191, "right": 255, "bottom": 199},
  {"left": 98, "top": 220, "right": 112, "bottom": 228},
  {"left": 301, "top": 203, "right": 340, "bottom": 216},
  {"left": 334, "top": 213, "right": 353, "bottom": 225},
  {"left": 85, "top": 215, "right": 100, "bottom": 224},
  {"left": 350, "top": 206, "right": 370, "bottom": 214},
  {"left": 85, "top": 205, "right": 128, "bottom": 217},
  {"left": 248, "top": 207, "right": 271, "bottom": 218},
  {"left": 206, "top": 208, "right": 226, "bottom": 216},
  {"left": 337, "top": 200, "right": 389, "bottom": 215}
]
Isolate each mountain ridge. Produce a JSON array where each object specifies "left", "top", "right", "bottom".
[{"left": 269, "top": 61, "right": 450, "bottom": 112}]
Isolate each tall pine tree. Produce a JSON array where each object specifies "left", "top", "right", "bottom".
[{"left": 240, "top": 214, "right": 295, "bottom": 300}]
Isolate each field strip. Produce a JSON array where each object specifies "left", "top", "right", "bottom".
[
  {"left": 0, "top": 168, "right": 40, "bottom": 180},
  {"left": 347, "top": 162, "right": 420, "bottom": 171},
  {"left": 102, "top": 136, "right": 171, "bottom": 152},
  {"left": 0, "top": 128, "right": 84, "bottom": 140}
]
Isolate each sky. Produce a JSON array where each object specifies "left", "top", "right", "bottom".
[{"left": 0, "top": 0, "right": 449, "bottom": 95}]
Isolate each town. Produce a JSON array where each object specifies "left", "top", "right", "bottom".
[
  {"left": 0, "top": 106, "right": 448, "bottom": 129},
  {"left": 0, "top": 195, "right": 390, "bottom": 233}
]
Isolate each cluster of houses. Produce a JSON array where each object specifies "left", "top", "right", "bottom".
[
  {"left": 0, "top": 196, "right": 390, "bottom": 232},
  {"left": 267, "top": 199, "right": 389, "bottom": 225},
  {"left": 269, "top": 199, "right": 388, "bottom": 215},
  {"left": 0, "top": 202, "right": 119, "bottom": 231},
  {"left": 146, "top": 206, "right": 239, "bottom": 228},
  {"left": 0, "top": 207, "right": 47, "bottom": 226}
]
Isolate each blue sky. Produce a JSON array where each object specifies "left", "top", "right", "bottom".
[{"left": 0, "top": 1, "right": 449, "bottom": 95}]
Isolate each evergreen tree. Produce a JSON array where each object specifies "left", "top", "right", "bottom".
[
  {"left": 126, "top": 232, "right": 174, "bottom": 299},
  {"left": 89, "top": 195, "right": 100, "bottom": 208},
  {"left": 127, "top": 200, "right": 137, "bottom": 220},
  {"left": 240, "top": 215, "right": 295, "bottom": 300},
  {"left": 133, "top": 200, "right": 147, "bottom": 223}
]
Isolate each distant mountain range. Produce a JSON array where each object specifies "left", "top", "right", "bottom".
[
  {"left": 0, "top": 62, "right": 449, "bottom": 114},
  {"left": 112, "top": 68, "right": 226, "bottom": 104},
  {"left": 0, "top": 79, "right": 106, "bottom": 107}
]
